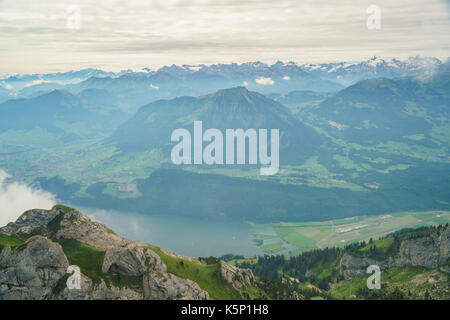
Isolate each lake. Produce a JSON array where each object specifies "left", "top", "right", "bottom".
[{"left": 78, "top": 206, "right": 264, "bottom": 258}]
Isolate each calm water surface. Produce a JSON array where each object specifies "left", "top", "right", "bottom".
[{"left": 79, "top": 206, "right": 263, "bottom": 258}]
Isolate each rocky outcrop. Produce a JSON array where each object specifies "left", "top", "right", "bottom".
[
  {"left": 220, "top": 261, "right": 255, "bottom": 290},
  {"left": 102, "top": 244, "right": 167, "bottom": 276},
  {"left": 0, "top": 209, "right": 59, "bottom": 236},
  {"left": 438, "top": 227, "right": 450, "bottom": 266},
  {"left": 143, "top": 271, "right": 209, "bottom": 300},
  {"left": 54, "top": 209, "right": 128, "bottom": 250},
  {"left": 340, "top": 226, "right": 450, "bottom": 280},
  {"left": 0, "top": 236, "right": 69, "bottom": 299},
  {"left": 340, "top": 253, "right": 381, "bottom": 279},
  {"left": 389, "top": 238, "right": 441, "bottom": 269},
  {"left": 56, "top": 275, "right": 143, "bottom": 300},
  {"left": 0, "top": 205, "right": 255, "bottom": 300}
]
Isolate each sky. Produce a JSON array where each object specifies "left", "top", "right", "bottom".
[{"left": 0, "top": 0, "right": 449, "bottom": 74}]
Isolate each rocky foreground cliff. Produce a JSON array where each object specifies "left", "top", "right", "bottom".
[
  {"left": 2, "top": 205, "right": 448, "bottom": 300},
  {"left": 0, "top": 205, "right": 264, "bottom": 300}
]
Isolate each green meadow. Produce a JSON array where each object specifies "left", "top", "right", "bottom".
[{"left": 249, "top": 211, "right": 450, "bottom": 256}]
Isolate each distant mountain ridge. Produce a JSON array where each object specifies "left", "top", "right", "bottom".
[
  {"left": 2, "top": 56, "right": 446, "bottom": 94},
  {"left": 0, "top": 88, "right": 128, "bottom": 149},
  {"left": 307, "top": 72, "right": 450, "bottom": 145},
  {"left": 301, "top": 56, "right": 446, "bottom": 85}
]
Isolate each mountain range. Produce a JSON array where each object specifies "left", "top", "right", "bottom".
[
  {"left": 1, "top": 56, "right": 447, "bottom": 106},
  {"left": 0, "top": 89, "right": 128, "bottom": 151},
  {"left": 302, "top": 56, "right": 449, "bottom": 85},
  {"left": 1, "top": 70, "right": 448, "bottom": 223}
]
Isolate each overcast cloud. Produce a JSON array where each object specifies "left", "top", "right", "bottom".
[{"left": 0, "top": 0, "right": 449, "bottom": 73}]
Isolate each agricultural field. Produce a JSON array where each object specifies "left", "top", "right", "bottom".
[
  {"left": 0, "top": 138, "right": 166, "bottom": 195},
  {"left": 249, "top": 211, "right": 450, "bottom": 256}
]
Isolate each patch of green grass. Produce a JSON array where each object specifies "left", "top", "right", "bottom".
[
  {"left": 310, "top": 256, "right": 342, "bottom": 275},
  {"left": 330, "top": 276, "right": 367, "bottom": 299},
  {"left": 275, "top": 228, "right": 317, "bottom": 249},
  {"left": 316, "top": 270, "right": 333, "bottom": 280},
  {"left": 330, "top": 266, "right": 448, "bottom": 300},
  {"left": 357, "top": 237, "right": 395, "bottom": 260},
  {"left": 261, "top": 242, "right": 284, "bottom": 253},
  {"left": 431, "top": 216, "right": 450, "bottom": 225},
  {"left": 369, "top": 157, "right": 391, "bottom": 164},
  {"left": 299, "top": 156, "right": 330, "bottom": 174},
  {"left": 0, "top": 234, "right": 23, "bottom": 251},
  {"left": 50, "top": 237, "right": 140, "bottom": 288},
  {"left": 52, "top": 205, "right": 73, "bottom": 213},
  {"left": 404, "top": 134, "right": 425, "bottom": 141},
  {"left": 379, "top": 164, "right": 411, "bottom": 173},
  {"left": 360, "top": 237, "right": 394, "bottom": 252},
  {"left": 240, "top": 285, "right": 269, "bottom": 300},
  {"left": 383, "top": 266, "right": 427, "bottom": 282},
  {"left": 228, "top": 258, "right": 258, "bottom": 266},
  {"left": 56, "top": 238, "right": 105, "bottom": 283},
  {"left": 333, "top": 154, "right": 368, "bottom": 171},
  {"left": 150, "top": 246, "right": 241, "bottom": 300}
]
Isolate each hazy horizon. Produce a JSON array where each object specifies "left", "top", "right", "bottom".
[
  {"left": 0, "top": 55, "right": 448, "bottom": 77},
  {"left": 1, "top": 0, "right": 449, "bottom": 74}
]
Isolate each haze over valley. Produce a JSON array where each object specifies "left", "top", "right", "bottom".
[{"left": 1, "top": 56, "right": 449, "bottom": 257}]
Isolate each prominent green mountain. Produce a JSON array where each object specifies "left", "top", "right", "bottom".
[
  {"left": 305, "top": 73, "right": 450, "bottom": 145},
  {"left": 108, "top": 86, "right": 326, "bottom": 164}
]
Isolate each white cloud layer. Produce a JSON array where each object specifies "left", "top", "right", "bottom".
[
  {"left": 0, "top": 0, "right": 448, "bottom": 73},
  {"left": 255, "top": 77, "right": 274, "bottom": 85},
  {"left": 0, "top": 170, "right": 56, "bottom": 227}
]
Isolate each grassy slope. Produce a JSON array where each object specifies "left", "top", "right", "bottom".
[
  {"left": 357, "top": 237, "right": 395, "bottom": 260},
  {"left": 56, "top": 238, "right": 142, "bottom": 288},
  {"left": 0, "top": 234, "right": 23, "bottom": 246},
  {"left": 150, "top": 246, "right": 243, "bottom": 300},
  {"left": 0, "top": 234, "right": 23, "bottom": 252},
  {"left": 330, "top": 266, "right": 449, "bottom": 300},
  {"left": 56, "top": 238, "right": 106, "bottom": 283}
]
